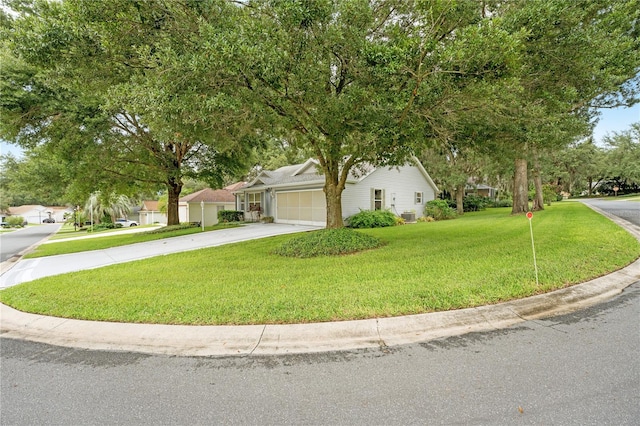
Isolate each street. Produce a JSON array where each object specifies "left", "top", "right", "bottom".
[
  {"left": 0, "top": 224, "right": 61, "bottom": 262},
  {"left": 582, "top": 198, "right": 640, "bottom": 226}
]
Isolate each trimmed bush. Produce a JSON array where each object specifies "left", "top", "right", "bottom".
[
  {"left": 146, "top": 224, "right": 197, "bottom": 234},
  {"left": 425, "top": 200, "right": 457, "bottom": 220},
  {"left": 5, "top": 216, "right": 25, "bottom": 227},
  {"left": 491, "top": 198, "right": 513, "bottom": 208},
  {"left": 347, "top": 209, "right": 397, "bottom": 228},
  {"left": 273, "top": 228, "right": 384, "bottom": 258},
  {"left": 218, "top": 210, "right": 244, "bottom": 223},
  {"left": 463, "top": 195, "right": 491, "bottom": 212},
  {"left": 89, "top": 223, "right": 117, "bottom": 232}
]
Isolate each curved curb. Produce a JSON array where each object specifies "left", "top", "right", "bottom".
[
  {"left": 2, "top": 259, "right": 638, "bottom": 357},
  {"left": 1, "top": 204, "right": 639, "bottom": 357}
]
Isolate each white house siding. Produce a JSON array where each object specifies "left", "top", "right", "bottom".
[
  {"left": 186, "top": 202, "right": 235, "bottom": 226},
  {"left": 342, "top": 164, "right": 436, "bottom": 219},
  {"left": 275, "top": 189, "right": 326, "bottom": 226},
  {"left": 139, "top": 211, "right": 167, "bottom": 225},
  {"left": 178, "top": 204, "right": 189, "bottom": 223}
]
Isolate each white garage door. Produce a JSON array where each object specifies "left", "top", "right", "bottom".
[{"left": 276, "top": 190, "right": 326, "bottom": 226}]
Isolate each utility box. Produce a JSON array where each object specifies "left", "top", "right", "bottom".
[{"left": 401, "top": 212, "right": 416, "bottom": 222}]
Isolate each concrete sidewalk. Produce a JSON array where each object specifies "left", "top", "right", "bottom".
[{"left": 1, "top": 211, "right": 639, "bottom": 357}]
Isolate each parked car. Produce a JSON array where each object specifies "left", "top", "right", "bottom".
[
  {"left": 115, "top": 218, "right": 138, "bottom": 227},
  {"left": 42, "top": 218, "right": 56, "bottom": 223}
]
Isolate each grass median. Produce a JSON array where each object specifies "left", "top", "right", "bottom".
[
  {"left": 25, "top": 223, "right": 241, "bottom": 258},
  {"left": 1, "top": 202, "right": 638, "bottom": 325}
]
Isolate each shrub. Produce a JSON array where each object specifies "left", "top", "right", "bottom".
[
  {"left": 145, "top": 224, "right": 196, "bottom": 234},
  {"left": 5, "top": 216, "right": 25, "bottom": 227},
  {"left": 218, "top": 210, "right": 244, "bottom": 223},
  {"left": 463, "top": 195, "right": 491, "bottom": 212},
  {"left": 347, "top": 209, "right": 397, "bottom": 228},
  {"left": 417, "top": 215, "right": 435, "bottom": 222},
  {"left": 261, "top": 216, "right": 274, "bottom": 223},
  {"left": 273, "top": 228, "right": 384, "bottom": 258},
  {"left": 89, "top": 223, "right": 117, "bottom": 232},
  {"left": 491, "top": 199, "right": 513, "bottom": 208},
  {"left": 425, "top": 200, "right": 457, "bottom": 220}
]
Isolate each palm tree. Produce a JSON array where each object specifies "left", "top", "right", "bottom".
[{"left": 85, "top": 192, "right": 132, "bottom": 224}]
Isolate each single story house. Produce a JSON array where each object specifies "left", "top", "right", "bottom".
[
  {"left": 234, "top": 158, "right": 438, "bottom": 226},
  {"left": 6, "top": 205, "right": 71, "bottom": 224},
  {"left": 465, "top": 183, "right": 498, "bottom": 199},
  {"left": 138, "top": 200, "right": 167, "bottom": 225},
  {"left": 178, "top": 184, "right": 244, "bottom": 226}
]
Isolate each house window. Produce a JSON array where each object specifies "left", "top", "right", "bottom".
[
  {"left": 415, "top": 192, "right": 423, "bottom": 204},
  {"left": 248, "top": 192, "right": 262, "bottom": 212},
  {"left": 373, "top": 189, "right": 384, "bottom": 210}
]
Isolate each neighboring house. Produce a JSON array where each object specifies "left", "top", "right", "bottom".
[
  {"left": 6, "top": 205, "right": 72, "bottom": 224},
  {"left": 138, "top": 200, "right": 167, "bottom": 225},
  {"left": 465, "top": 183, "right": 498, "bottom": 199},
  {"left": 178, "top": 184, "right": 242, "bottom": 226},
  {"left": 234, "top": 158, "right": 438, "bottom": 226}
]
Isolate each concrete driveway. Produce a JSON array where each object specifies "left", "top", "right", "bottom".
[{"left": 0, "top": 223, "right": 320, "bottom": 289}]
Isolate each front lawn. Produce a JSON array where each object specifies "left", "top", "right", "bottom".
[{"left": 1, "top": 203, "right": 638, "bottom": 325}]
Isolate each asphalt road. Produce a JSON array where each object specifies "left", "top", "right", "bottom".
[
  {"left": 1, "top": 281, "right": 638, "bottom": 425},
  {"left": 582, "top": 198, "right": 640, "bottom": 226},
  {"left": 0, "top": 224, "right": 61, "bottom": 262}
]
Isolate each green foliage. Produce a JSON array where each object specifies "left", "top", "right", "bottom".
[
  {"left": 425, "top": 200, "right": 457, "bottom": 221},
  {"left": 462, "top": 195, "right": 492, "bottom": 212},
  {"left": 492, "top": 198, "right": 513, "bottom": 208},
  {"left": 5, "top": 215, "right": 25, "bottom": 227},
  {"left": 347, "top": 210, "right": 397, "bottom": 228},
  {"left": 417, "top": 215, "right": 435, "bottom": 223},
  {"left": 89, "top": 223, "right": 117, "bottom": 232},
  {"left": 218, "top": 210, "right": 244, "bottom": 223},
  {"left": 145, "top": 224, "right": 201, "bottom": 234},
  {"left": 604, "top": 123, "right": 640, "bottom": 190},
  {"left": 260, "top": 216, "right": 274, "bottom": 223},
  {"left": 273, "top": 228, "right": 383, "bottom": 258}
]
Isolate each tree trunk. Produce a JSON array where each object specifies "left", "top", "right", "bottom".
[
  {"left": 166, "top": 177, "right": 183, "bottom": 226},
  {"left": 455, "top": 184, "right": 464, "bottom": 215},
  {"left": 324, "top": 180, "right": 344, "bottom": 229},
  {"left": 511, "top": 158, "right": 529, "bottom": 214},
  {"left": 532, "top": 155, "right": 544, "bottom": 211}
]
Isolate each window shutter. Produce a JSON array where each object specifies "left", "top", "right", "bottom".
[{"left": 370, "top": 188, "right": 375, "bottom": 210}]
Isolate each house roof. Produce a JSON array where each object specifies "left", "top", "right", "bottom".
[
  {"left": 141, "top": 200, "right": 159, "bottom": 211},
  {"left": 6, "top": 205, "right": 71, "bottom": 216},
  {"left": 179, "top": 188, "right": 235, "bottom": 203},
  {"left": 8, "top": 205, "right": 46, "bottom": 215},
  {"left": 239, "top": 157, "right": 438, "bottom": 193},
  {"left": 224, "top": 181, "right": 247, "bottom": 192},
  {"left": 465, "top": 183, "right": 497, "bottom": 190}
]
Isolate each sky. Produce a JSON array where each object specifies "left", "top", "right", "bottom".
[{"left": 1, "top": 104, "right": 638, "bottom": 159}]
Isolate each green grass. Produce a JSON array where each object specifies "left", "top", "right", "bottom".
[
  {"left": 1, "top": 203, "right": 638, "bottom": 325},
  {"left": 26, "top": 223, "right": 242, "bottom": 258}
]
